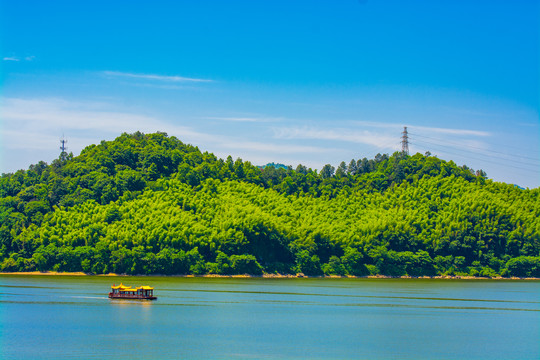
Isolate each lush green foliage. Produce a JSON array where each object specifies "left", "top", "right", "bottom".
[{"left": 1, "top": 132, "right": 539, "bottom": 277}]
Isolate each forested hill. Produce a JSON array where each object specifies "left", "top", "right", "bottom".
[{"left": 1, "top": 132, "right": 539, "bottom": 277}]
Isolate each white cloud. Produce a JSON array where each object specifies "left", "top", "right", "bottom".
[
  {"left": 271, "top": 119, "right": 493, "bottom": 160},
  {"left": 350, "top": 120, "right": 490, "bottom": 137},
  {"left": 3, "top": 55, "right": 36, "bottom": 62},
  {"left": 0, "top": 97, "right": 217, "bottom": 156},
  {"left": 4, "top": 97, "right": 496, "bottom": 176},
  {"left": 204, "top": 116, "right": 283, "bottom": 123},
  {"left": 103, "top": 71, "right": 213, "bottom": 83},
  {"left": 2, "top": 98, "right": 163, "bottom": 135},
  {"left": 273, "top": 126, "right": 400, "bottom": 151},
  {"left": 411, "top": 125, "right": 490, "bottom": 137},
  {"left": 220, "top": 140, "right": 331, "bottom": 154},
  {"left": 0, "top": 97, "right": 332, "bottom": 173}
]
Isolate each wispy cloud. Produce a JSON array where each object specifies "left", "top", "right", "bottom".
[
  {"left": 411, "top": 125, "right": 490, "bottom": 137},
  {"left": 517, "top": 122, "right": 539, "bottom": 128},
  {"left": 2, "top": 98, "right": 162, "bottom": 133},
  {"left": 204, "top": 116, "right": 283, "bottom": 123},
  {"left": 103, "top": 71, "right": 212, "bottom": 83},
  {"left": 5, "top": 97, "right": 497, "bottom": 175},
  {"left": 350, "top": 120, "right": 490, "bottom": 137},
  {"left": 0, "top": 97, "right": 326, "bottom": 172},
  {"left": 271, "top": 118, "right": 493, "bottom": 161},
  {"left": 0, "top": 97, "right": 216, "bottom": 155},
  {"left": 3, "top": 55, "right": 35, "bottom": 62},
  {"left": 220, "top": 140, "right": 330, "bottom": 154},
  {"left": 273, "top": 126, "right": 400, "bottom": 151}
]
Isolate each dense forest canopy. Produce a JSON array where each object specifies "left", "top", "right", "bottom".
[{"left": 1, "top": 132, "right": 539, "bottom": 277}]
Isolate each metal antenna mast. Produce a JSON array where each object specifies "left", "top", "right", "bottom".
[
  {"left": 60, "top": 135, "right": 68, "bottom": 153},
  {"left": 60, "top": 135, "right": 68, "bottom": 160},
  {"left": 401, "top": 126, "right": 409, "bottom": 155}
]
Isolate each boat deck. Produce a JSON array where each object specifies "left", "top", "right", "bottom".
[{"left": 109, "top": 284, "right": 157, "bottom": 300}]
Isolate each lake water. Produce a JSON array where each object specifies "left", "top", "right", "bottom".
[{"left": 0, "top": 276, "right": 538, "bottom": 359}]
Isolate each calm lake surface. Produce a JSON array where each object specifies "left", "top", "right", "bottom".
[{"left": 0, "top": 276, "right": 538, "bottom": 359}]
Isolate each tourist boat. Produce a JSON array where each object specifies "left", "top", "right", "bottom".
[{"left": 109, "top": 284, "right": 157, "bottom": 300}]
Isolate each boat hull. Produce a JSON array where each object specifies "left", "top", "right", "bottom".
[{"left": 108, "top": 293, "right": 157, "bottom": 300}]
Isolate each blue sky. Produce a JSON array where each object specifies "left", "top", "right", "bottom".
[{"left": 1, "top": 0, "right": 539, "bottom": 188}]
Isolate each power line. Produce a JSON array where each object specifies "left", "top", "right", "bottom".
[
  {"left": 409, "top": 132, "right": 540, "bottom": 164},
  {"left": 411, "top": 139, "right": 538, "bottom": 170},
  {"left": 410, "top": 140, "right": 539, "bottom": 174},
  {"left": 412, "top": 142, "right": 538, "bottom": 178},
  {"left": 410, "top": 138, "right": 539, "bottom": 170}
]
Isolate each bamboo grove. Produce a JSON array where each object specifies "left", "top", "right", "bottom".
[{"left": 1, "top": 132, "right": 539, "bottom": 277}]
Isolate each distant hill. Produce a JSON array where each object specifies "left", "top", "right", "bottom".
[
  {"left": 1, "top": 132, "right": 538, "bottom": 277},
  {"left": 259, "top": 162, "right": 289, "bottom": 170}
]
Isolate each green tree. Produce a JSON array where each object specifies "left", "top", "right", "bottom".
[
  {"left": 230, "top": 254, "right": 263, "bottom": 275},
  {"left": 320, "top": 164, "right": 335, "bottom": 180}
]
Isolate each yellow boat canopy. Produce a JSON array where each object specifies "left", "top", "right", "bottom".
[
  {"left": 138, "top": 286, "right": 154, "bottom": 290},
  {"left": 111, "top": 284, "right": 153, "bottom": 291},
  {"left": 111, "top": 284, "right": 129, "bottom": 290}
]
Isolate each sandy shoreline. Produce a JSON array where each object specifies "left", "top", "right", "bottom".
[{"left": 0, "top": 271, "right": 538, "bottom": 280}]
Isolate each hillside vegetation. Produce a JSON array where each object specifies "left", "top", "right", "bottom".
[{"left": 1, "top": 132, "right": 539, "bottom": 277}]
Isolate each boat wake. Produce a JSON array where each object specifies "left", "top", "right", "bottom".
[{"left": 68, "top": 296, "right": 109, "bottom": 300}]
